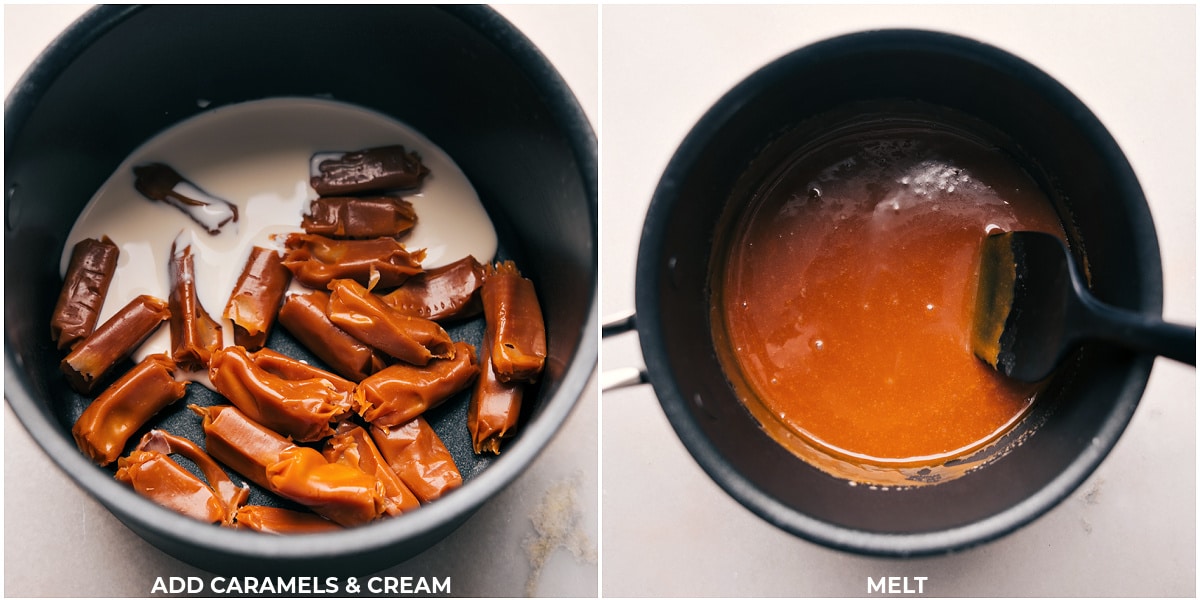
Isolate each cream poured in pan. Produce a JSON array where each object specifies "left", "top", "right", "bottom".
[{"left": 62, "top": 97, "right": 498, "bottom": 359}]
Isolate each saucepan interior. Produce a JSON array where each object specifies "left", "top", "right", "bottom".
[
  {"left": 636, "top": 29, "right": 1157, "bottom": 556},
  {"left": 5, "top": 5, "right": 597, "bottom": 574}
]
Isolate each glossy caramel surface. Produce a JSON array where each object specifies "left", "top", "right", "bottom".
[{"left": 716, "top": 125, "right": 1063, "bottom": 474}]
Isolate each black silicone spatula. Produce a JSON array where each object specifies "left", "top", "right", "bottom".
[{"left": 970, "top": 230, "right": 1195, "bottom": 382}]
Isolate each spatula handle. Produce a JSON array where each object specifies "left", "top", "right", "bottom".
[{"left": 1076, "top": 294, "right": 1196, "bottom": 366}]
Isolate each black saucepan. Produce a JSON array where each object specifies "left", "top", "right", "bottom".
[
  {"left": 614, "top": 29, "right": 1161, "bottom": 556},
  {"left": 5, "top": 5, "right": 596, "bottom": 574}
]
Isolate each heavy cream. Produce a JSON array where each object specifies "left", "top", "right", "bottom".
[{"left": 62, "top": 97, "right": 497, "bottom": 363}]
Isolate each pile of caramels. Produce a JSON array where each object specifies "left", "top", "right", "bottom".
[{"left": 51, "top": 146, "right": 546, "bottom": 533}]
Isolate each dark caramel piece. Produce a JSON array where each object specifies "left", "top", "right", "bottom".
[
  {"left": 169, "top": 241, "right": 222, "bottom": 371},
  {"left": 370, "top": 418, "right": 462, "bottom": 503},
  {"left": 353, "top": 341, "right": 479, "bottom": 428},
  {"left": 60, "top": 295, "right": 171, "bottom": 395},
  {"left": 327, "top": 278, "right": 455, "bottom": 366},
  {"left": 224, "top": 247, "right": 291, "bottom": 350},
  {"left": 324, "top": 423, "right": 420, "bottom": 516},
  {"left": 266, "top": 446, "right": 387, "bottom": 527},
  {"left": 469, "top": 328, "right": 525, "bottom": 455},
  {"left": 208, "top": 346, "right": 351, "bottom": 443},
  {"left": 277, "top": 291, "right": 386, "bottom": 382},
  {"left": 133, "top": 163, "right": 239, "bottom": 234},
  {"left": 249, "top": 347, "right": 356, "bottom": 396},
  {"left": 51, "top": 237, "right": 120, "bottom": 349},
  {"left": 281, "top": 233, "right": 424, "bottom": 291},
  {"left": 309, "top": 145, "right": 429, "bottom": 196},
  {"left": 193, "top": 404, "right": 295, "bottom": 490},
  {"left": 302, "top": 196, "right": 417, "bottom": 239},
  {"left": 482, "top": 261, "right": 547, "bottom": 382},
  {"left": 382, "top": 255, "right": 486, "bottom": 322},
  {"left": 116, "top": 430, "right": 249, "bottom": 526},
  {"left": 72, "top": 353, "right": 188, "bottom": 465},
  {"left": 235, "top": 505, "right": 342, "bottom": 534}
]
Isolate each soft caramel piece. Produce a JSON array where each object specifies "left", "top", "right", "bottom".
[
  {"left": 370, "top": 418, "right": 463, "bottom": 503},
  {"left": 481, "top": 261, "right": 547, "bottom": 382},
  {"left": 235, "top": 505, "right": 342, "bottom": 534},
  {"left": 72, "top": 353, "right": 188, "bottom": 465},
  {"left": 51, "top": 236, "right": 120, "bottom": 349},
  {"left": 309, "top": 145, "right": 429, "bottom": 196},
  {"left": 381, "top": 255, "right": 486, "bottom": 322},
  {"left": 266, "top": 446, "right": 386, "bottom": 527},
  {"left": 198, "top": 407, "right": 383, "bottom": 527},
  {"left": 224, "top": 246, "right": 292, "bottom": 350},
  {"left": 193, "top": 404, "right": 295, "bottom": 490},
  {"left": 281, "top": 233, "right": 424, "bottom": 291},
  {"left": 136, "top": 429, "right": 249, "bottom": 522},
  {"left": 353, "top": 341, "right": 479, "bottom": 428},
  {"left": 116, "top": 450, "right": 227, "bottom": 524},
  {"left": 249, "top": 347, "right": 356, "bottom": 396},
  {"left": 324, "top": 423, "right": 420, "bottom": 516},
  {"left": 133, "top": 162, "right": 238, "bottom": 234},
  {"left": 277, "top": 291, "right": 386, "bottom": 382},
  {"left": 302, "top": 196, "right": 417, "bottom": 239},
  {"left": 117, "top": 429, "right": 249, "bottom": 526},
  {"left": 327, "top": 278, "right": 455, "bottom": 366},
  {"left": 169, "top": 241, "right": 222, "bottom": 370},
  {"left": 208, "top": 346, "right": 351, "bottom": 442},
  {"left": 60, "top": 294, "right": 170, "bottom": 395},
  {"left": 468, "top": 328, "right": 525, "bottom": 454}
]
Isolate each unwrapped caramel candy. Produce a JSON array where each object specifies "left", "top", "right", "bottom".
[
  {"left": 169, "top": 241, "right": 222, "bottom": 371},
  {"left": 327, "top": 278, "right": 455, "bottom": 367},
  {"left": 224, "top": 247, "right": 291, "bottom": 351},
  {"left": 249, "top": 346, "right": 356, "bottom": 396},
  {"left": 266, "top": 446, "right": 387, "bottom": 527},
  {"left": 481, "top": 261, "right": 546, "bottom": 383},
  {"left": 133, "top": 163, "right": 239, "bottom": 234},
  {"left": 302, "top": 196, "right": 416, "bottom": 239},
  {"left": 468, "top": 328, "right": 525, "bottom": 455},
  {"left": 370, "top": 418, "right": 462, "bottom": 503},
  {"left": 277, "top": 291, "right": 386, "bottom": 382},
  {"left": 208, "top": 346, "right": 351, "bottom": 443},
  {"left": 116, "top": 430, "right": 249, "bottom": 526},
  {"left": 382, "top": 255, "right": 485, "bottom": 322},
  {"left": 51, "top": 237, "right": 120, "bottom": 349},
  {"left": 309, "top": 145, "right": 429, "bottom": 196},
  {"left": 73, "top": 353, "right": 188, "bottom": 465},
  {"left": 324, "top": 423, "right": 420, "bottom": 516},
  {"left": 354, "top": 341, "right": 479, "bottom": 427},
  {"left": 60, "top": 295, "right": 170, "bottom": 395},
  {"left": 235, "top": 505, "right": 341, "bottom": 534},
  {"left": 194, "top": 404, "right": 294, "bottom": 490},
  {"left": 282, "top": 233, "right": 424, "bottom": 291}
]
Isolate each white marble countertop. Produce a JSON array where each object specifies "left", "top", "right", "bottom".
[
  {"left": 3, "top": 5, "right": 598, "bottom": 598},
  {"left": 600, "top": 5, "right": 1195, "bottom": 597}
]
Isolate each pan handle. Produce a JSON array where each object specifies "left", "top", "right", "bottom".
[
  {"left": 602, "top": 310, "right": 650, "bottom": 391},
  {"left": 601, "top": 310, "right": 636, "bottom": 337}
]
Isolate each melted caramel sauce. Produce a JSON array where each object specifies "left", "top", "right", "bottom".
[{"left": 714, "top": 123, "right": 1063, "bottom": 482}]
